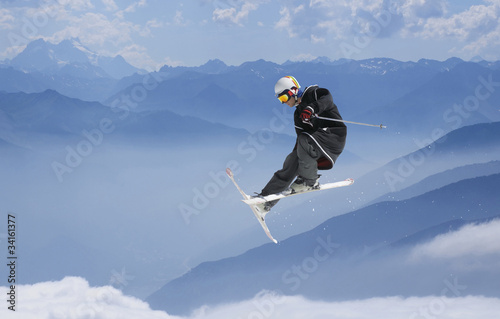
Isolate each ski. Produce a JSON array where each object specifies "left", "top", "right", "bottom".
[
  {"left": 226, "top": 167, "right": 278, "bottom": 244},
  {"left": 242, "top": 178, "right": 354, "bottom": 205}
]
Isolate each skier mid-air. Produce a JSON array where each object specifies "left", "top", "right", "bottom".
[
  {"left": 227, "top": 76, "right": 384, "bottom": 243},
  {"left": 255, "top": 76, "right": 347, "bottom": 212}
]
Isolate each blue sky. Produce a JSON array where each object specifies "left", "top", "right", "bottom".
[{"left": 0, "top": 0, "right": 499, "bottom": 69}]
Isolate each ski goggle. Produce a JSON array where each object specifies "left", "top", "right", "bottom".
[{"left": 277, "top": 90, "right": 294, "bottom": 104}]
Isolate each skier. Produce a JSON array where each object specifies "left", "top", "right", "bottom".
[{"left": 256, "top": 76, "right": 347, "bottom": 212}]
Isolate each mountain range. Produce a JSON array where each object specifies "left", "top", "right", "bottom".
[
  {"left": 9, "top": 38, "right": 143, "bottom": 79},
  {"left": 0, "top": 88, "right": 273, "bottom": 150},
  {"left": 1, "top": 38, "right": 499, "bottom": 312},
  {"left": 0, "top": 38, "right": 144, "bottom": 101},
  {"left": 147, "top": 171, "right": 500, "bottom": 315},
  {"left": 3, "top": 39, "right": 500, "bottom": 141},
  {"left": 102, "top": 55, "right": 500, "bottom": 161}
]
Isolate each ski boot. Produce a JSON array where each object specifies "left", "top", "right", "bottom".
[
  {"left": 251, "top": 194, "right": 279, "bottom": 217},
  {"left": 289, "top": 175, "right": 320, "bottom": 194}
]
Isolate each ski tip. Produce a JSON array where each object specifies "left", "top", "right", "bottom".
[
  {"left": 346, "top": 178, "right": 354, "bottom": 184},
  {"left": 226, "top": 167, "right": 233, "bottom": 177}
]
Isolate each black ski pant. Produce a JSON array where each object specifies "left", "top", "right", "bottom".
[{"left": 260, "top": 134, "right": 320, "bottom": 196}]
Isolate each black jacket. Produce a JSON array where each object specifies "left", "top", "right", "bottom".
[{"left": 294, "top": 85, "right": 347, "bottom": 170}]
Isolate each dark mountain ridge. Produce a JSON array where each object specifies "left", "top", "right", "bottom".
[{"left": 147, "top": 173, "right": 500, "bottom": 315}]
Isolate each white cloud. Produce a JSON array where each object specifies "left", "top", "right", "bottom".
[
  {"left": 124, "top": 0, "right": 147, "bottom": 13},
  {"left": 415, "top": 0, "right": 500, "bottom": 58},
  {"left": 196, "top": 294, "right": 500, "bottom": 319},
  {"left": 115, "top": 0, "right": 147, "bottom": 19},
  {"left": 273, "top": 0, "right": 482, "bottom": 42},
  {"left": 274, "top": 1, "right": 372, "bottom": 41},
  {"left": 409, "top": 219, "right": 500, "bottom": 261},
  {"left": 2, "top": 280, "right": 500, "bottom": 319},
  {"left": 289, "top": 53, "right": 318, "bottom": 62},
  {"left": 48, "top": 12, "right": 136, "bottom": 46},
  {"left": 275, "top": 7, "right": 296, "bottom": 37},
  {"left": 147, "top": 18, "right": 164, "bottom": 29},
  {"left": 58, "top": 0, "right": 95, "bottom": 11},
  {"left": 212, "top": 1, "right": 260, "bottom": 26},
  {"left": 399, "top": 0, "right": 447, "bottom": 21},
  {"left": 273, "top": 0, "right": 500, "bottom": 60},
  {"left": 311, "top": 34, "right": 325, "bottom": 43},
  {"left": 117, "top": 43, "right": 158, "bottom": 69},
  {"left": 0, "top": 1, "right": 159, "bottom": 68},
  {"left": 0, "top": 277, "right": 177, "bottom": 319},
  {"left": 43, "top": 4, "right": 159, "bottom": 67},
  {"left": 420, "top": 1, "right": 499, "bottom": 40},
  {"left": 160, "top": 56, "right": 185, "bottom": 67},
  {"left": 101, "top": 0, "right": 119, "bottom": 11},
  {"left": 173, "top": 10, "right": 188, "bottom": 26}
]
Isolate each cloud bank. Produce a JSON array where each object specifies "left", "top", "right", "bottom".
[
  {"left": 274, "top": 0, "right": 500, "bottom": 59},
  {"left": 0, "top": 277, "right": 176, "bottom": 319},
  {"left": 199, "top": 294, "right": 500, "bottom": 319},
  {"left": 410, "top": 219, "right": 500, "bottom": 260},
  {"left": 1, "top": 277, "right": 500, "bottom": 319}
]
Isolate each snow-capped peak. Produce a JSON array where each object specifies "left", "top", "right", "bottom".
[{"left": 8, "top": 38, "right": 142, "bottom": 79}]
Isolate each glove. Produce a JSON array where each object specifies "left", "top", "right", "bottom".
[{"left": 299, "top": 106, "right": 314, "bottom": 126}]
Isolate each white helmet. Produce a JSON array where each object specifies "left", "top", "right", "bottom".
[{"left": 274, "top": 76, "right": 300, "bottom": 96}]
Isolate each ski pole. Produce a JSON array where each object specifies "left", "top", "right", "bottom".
[{"left": 314, "top": 115, "right": 387, "bottom": 129}]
